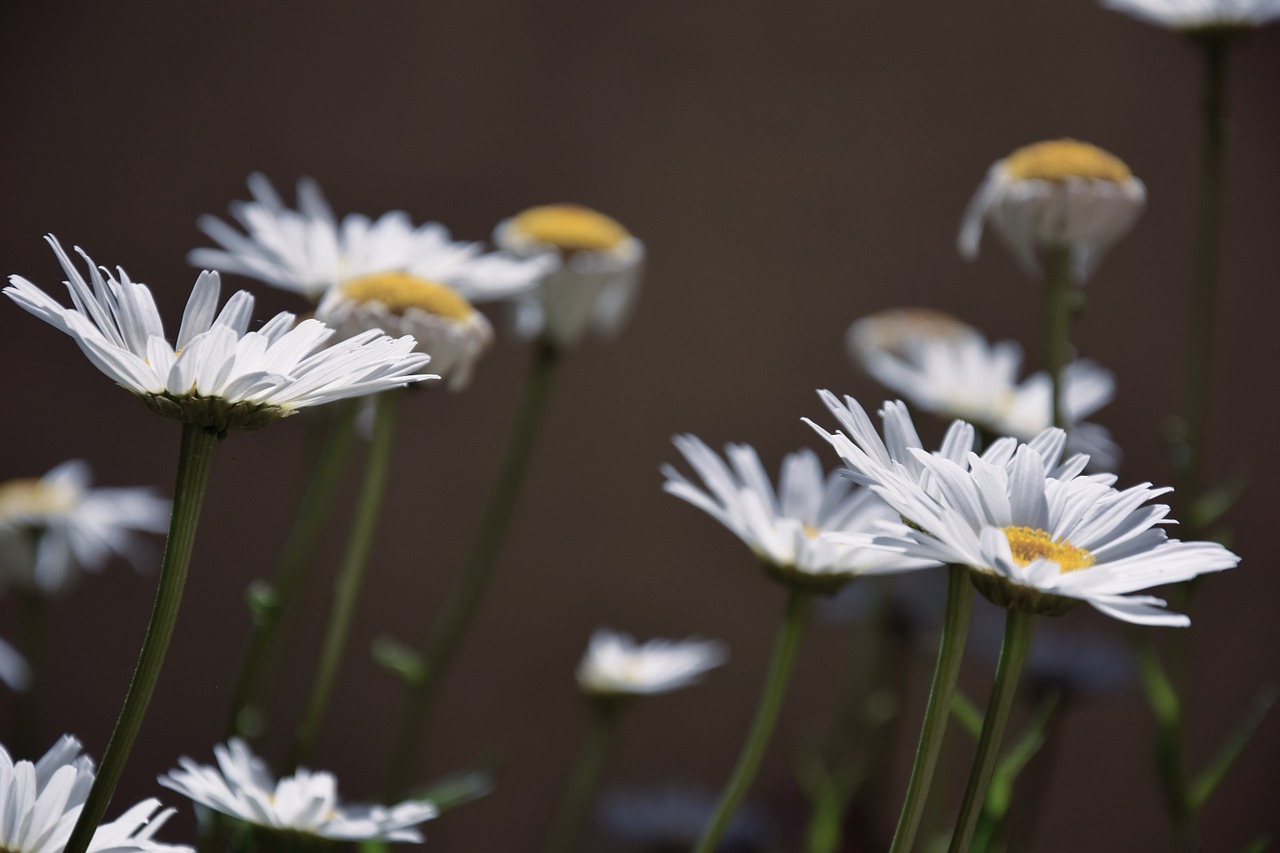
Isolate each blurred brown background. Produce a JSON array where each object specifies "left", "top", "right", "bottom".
[{"left": 2, "top": 1, "right": 1278, "bottom": 849}]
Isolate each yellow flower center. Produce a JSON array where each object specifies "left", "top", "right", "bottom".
[
  {"left": 341, "top": 273, "right": 473, "bottom": 320},
  {"left": 0, "top": 478, "right": 79, "bottom": 522},
  {"left": 802, "top": 523, "right": 819, "bottom": 538},
  {"left": 1002, "top": 526, "right": 1095, "bottom": 573},
  {"left": 1003, "top": 139, "right": 1132, "bottom": 184},
  {"left": 510, "top": 204, "right": 630, "bottom": 252}
]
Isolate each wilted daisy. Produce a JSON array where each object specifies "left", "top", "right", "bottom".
[
  {"left": 1102, "top": 0, "right": 1280, "bottom": 30},
  {"left": 958, "top": 139, "right": 1146, "bottom": 282},
  {"left": 576, "top": 629, "right": 728, "bottom": 696},
  {"left": 0, "top": 735, "right": 188, "bottom": 853},
  {"left": 662, "top": 435, "right": 937, "bottom": 591},
  {"left": 159, "top": 739, "right": 437, "bottom": 844},
  {"left": 848, "top": 309, "right": 1119, "bottom": 467},
  {"left": 5, "top": 236, "right": 434, "bottom": 433},
  {"left": 0, "top": 460, "right": 169, "bottom": 593},
  {"left": 809, "top": 394, "right": 1239, "bottom": 626},
  {"left": 495, "top": 204, "right": 644, "bottom": 348}
]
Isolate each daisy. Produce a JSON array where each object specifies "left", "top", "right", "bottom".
[
  {"left": 159, "top": 739, "right": 437, "bottom": 844},
  {"left": 847, "top": 309, "right": 1119, "bottom": 468},
  {"left": 958, "top": 139, "right": 1146, "bottom": 282},
  {"left": 5, "top": 236, "right": 434, "bottom": 433},
  {"left": 495, "top": 204, "right": 644, "bottom": 348},
  {"left": 1102, "top": 0, "right": 1280, "bottom": 30},
  {"left": 662, "top": 435, "right": 938, "bottom": 591},
  {"left": 809, "top": 394, "right": 1239, "bottom": 625},
  {"left": 0, "top": 460, "right": 169, "bottom": 594},
  {"left": 575, "top": 629, "right": 728, "bottom": 696},
  {"left": 0, "top": 735, "right": 189, "bottom": 853}
]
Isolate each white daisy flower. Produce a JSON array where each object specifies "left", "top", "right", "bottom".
[
  {"left": 159, "top": 739, "right": 437, "bottom": 844},
  {"left": 958, "top": 139, "right": 1146, "bottom": 282},
  {"left": 808, "top": 394, "right": 1240, "bottom": 626},
  {"left": 847, "top": 309, "right": 1119, "bottom": 468},
  {"left": 5, "top": 236, "right": 434, "bottom": 433},
  {"left": 0, "top": 460, "right": 169, "bottom": 594},
  {"left": 0, "top": 735, "right": 189, "bottom": 853},
  {"left": 661, "top": 435, "right": 938, "bottom": 591},
  {"left": 1102, "top": 0, "right": 1280, "bottom": 30},
  {"left": 576, "top": 629, "right": 728, "bottom": 696},
  {"left": 494, "top": 204, "right": 644, "bottom": 349}
]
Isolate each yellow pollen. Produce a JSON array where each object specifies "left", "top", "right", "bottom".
[
  {"left": 1002, "top": 526, "right": 1095, "bottom": 573},
  {"left": 510, "top": 204, "right": 630, "bottom": 252},
  {"left": 341, "top": 273, "right": 473, "bottom": 320},
  {"left": 0, "top": 478, "right": 78, "bottom": 521},
  {"left": 802, "top": 524, "right": 820, "bottom": 538},
  {"left": 1003, "top": 139, "right": 1132, "bottom": 184}
]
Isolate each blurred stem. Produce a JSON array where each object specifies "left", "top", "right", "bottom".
[
  {"left": 694, "top": 588, "right": 811, "bottom": 853},
  {"left": 64, "top": 423, "right": 221, "bottom": 853},
  {"left": 384, "top": 340, "right": 560, "bottom": 797},
  {"left": 889, "top": 565, "right": 975, "bottom": 853},
  {"left": 1043, "top": 246, "right": 1074, "bottom": 430},
  {"left": 223, "top": 402, "right": 358, "bottom": 738},
  {"left": 544, "top": 697, "right": 623, "bottom": 853},
  {"left": 12, "top": 590, "right": 46, "bottom": 756},
  {"left": 947, "top": 609, "right": 1035, "bottom": 853},
  {"left": 288, "top": 390, "right": 401, "bottom": 771}
]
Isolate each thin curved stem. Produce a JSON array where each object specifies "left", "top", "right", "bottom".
[
  {"left": 288, "top": 390, "right": 401, "bottom": 771},
  {"left": 12, "top": 590, "right": 46, "bottom": 757},
  {"left": 384, "top": 341, "right": 560, "bottom": 797},
  {"left": 1043, "top": 246, "right": 1074, "bottom": 431},
  {"left": 888, "top": 565, "right": 975, "bottom": 853},
  {"left": 544, "top": 698, "right": 623, "bottom": 853},
  {"left": 64, "top": 423, "right": 221, "bottom": 853},
  {"left": 947, "top": 609, "right": 1035, "bottom": 853},
  {"left": 694, "top": 588, "right": 811, "bottom": 853}
]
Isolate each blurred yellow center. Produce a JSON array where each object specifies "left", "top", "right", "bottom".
[
  {"left": 1002, "top": 526, "right": 1095, "bottom": 573},
  {"left": 802, "top": 523, "right": 820, "bottom": 538},
  {"left": 341, "top": 273, "right": 473, "bottom": 320},
  {"left": 0, "top": 478, "right": 78, "bottom": 521},
  {"left": 1004, "top": 140, "right": 1132, "bottom": 184},
  {"left": 510, "top": 204, "right": 629, "bottom": 252}
]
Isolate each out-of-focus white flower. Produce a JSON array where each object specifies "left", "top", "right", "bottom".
[
  {"left": 0, "top": 637, "right": 30, "bottom": 692},
  {"left": 495, "top": 204, "right": 644, "bottom": 348},
  {"left": 0, "top": 735, "right": 189, "bottom": 853},
  {"left": 662, "top": 435, "right": 937, "bottom": 591},
  {"left": 159, "top": 739, "right": 436, "bottom": 844},
  {"left": 598, "top": 784, "right": 777, "bottom": 851},
  {"left": 1102, "top": 0, "right": 1280, "bottom": 30},
  {"left": 809, "top": 394, "right": 1239, "bottom": 626},
  {"left": 958, "top": 139, "right": 1146, "bottom": 282},
  {"left": 0, "top": 460, "right": 169, "bottom": 593},
  {"left": 5, "top": 236, "right": 434, "bottom": 433},
  {"left": 576, "top": 630, "right": 727, "bottom": 696},
  {"left": 848, "top": 309, "right": 1119, "bottom": 468}
]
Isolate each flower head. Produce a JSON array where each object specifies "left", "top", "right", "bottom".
[
  {"left": 5, "top": 236, "right": 434, "bottom": 433},
  {"left": 159, "top": 739, "right": 436, "bottom": 844},
  {"left": 495, "top": 204, "right": 644, "bottom": 348},
  {"left": 0, "top": 735, "right": 189, "bottom": 853},
  {"left": 958, "top": 139, "right": 1146, "bottom": 282},
  {"left": 848, "top": 309, "right": 1119, "bottom": 468},
  {"left": 576, "top": 629, "right": 727, "bottom": 697},
  {"left": 808, "top": 394, "right": 1240, "bottom": 625},
  {"left": 1102, "top": 0, "right": 1280, "bottom": 31},
  {"left": 662, "top": 435, "right": 937, "bottom": 592},
  {"left": 0, "top": 460, "right": 169, "bottom": 594}
]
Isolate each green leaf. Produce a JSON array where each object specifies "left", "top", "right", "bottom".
[
  {"left": 1188, "top": 468, "right": 1250, "bottom": 531},
  {"left": 1236, "top": 835, "right": 1270, "bottom": 853},
  {"left": 952, "top": 690, "right": 983, "bottom": 740},
  {"left": 1136, "top": 640, "right": 1180, "bottom": 728},
  {"left": 371, "top": 634, "right": 425, "bottom": 684},
  {"left": 1189, "top": 684, "right": 1277, "bottom": 813},
  {"left": 984, "top": 692, "right": 1060, "bottom": 819}
]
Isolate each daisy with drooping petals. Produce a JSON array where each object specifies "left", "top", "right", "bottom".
[
  {"left": 0, "top": 460, "right": 169, "bottom": 594},
  {"left": 848, "top": 309, "right": 1119, "bottom": 468},
  {"left": 0, "top": 735, "right": 189, "bottom": 853},
  {"left": 958, "top": 139, "right": 1146, "bottom": 282},
  {"left": 1102, "top": 0, "right": 1280, "bottom": 30},
  {"left": 495, "top": 204, "right": 644, "bottom": 349},
  {"left": 160, "top": 739, "right": 437, "bottom": 844},
  {"left": 576, "top": 630, "right": 727, "bottom": 697},
  {"left": 5, "top": 236, "right": 434, "bottom": 433}
]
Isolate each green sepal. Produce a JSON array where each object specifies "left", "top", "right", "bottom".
[{"left": 951, "top": 690, "right": 983, "bottom": 740}]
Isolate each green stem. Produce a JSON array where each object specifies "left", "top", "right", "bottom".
[
  {"left": 224, "top": 403, "right": 358, "bottom": 738},
  {"left": 288, "top": 390, "right": 401, "bottom": 770},
  {"left": 12, "top": 590, "right": 46, "bottom": 757},
  {"left": 888, "top": 565, "right": 975, "bottom": 853},
  {"left": 384, "top": 341, "right": 560, "bottom": 797},
  {"left": 64, "top": 423, "right": 220, "bottom": 853},
  {"left": 694, "top": 588, "right": 811, "bottom": 853},
  {"left": 544, "top": 698, "right": 623, "bottom": 853},
  {"left": 947, "top": 609, "right": 1035, "bottom": 853},
  {"left": 1043, "top": 246, "right": 1075, "bottom": 430}
]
